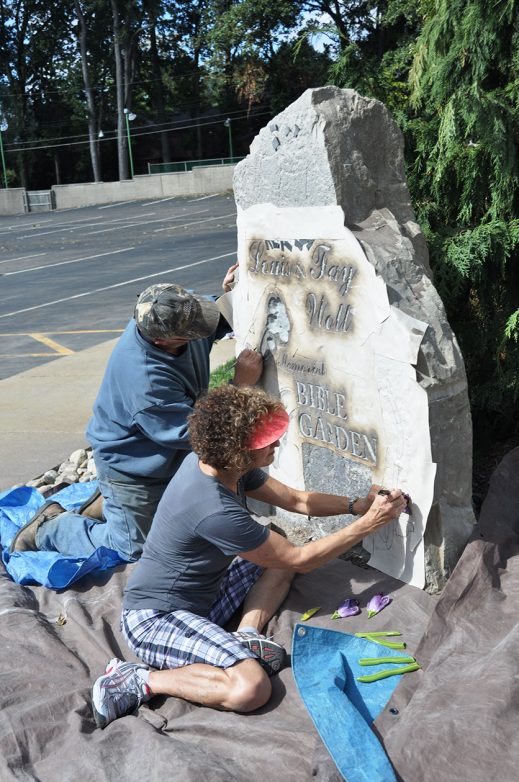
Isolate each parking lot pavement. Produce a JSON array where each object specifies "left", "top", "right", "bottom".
[{"left": 0, "top": 192, "right": 238, "bottom": 379}]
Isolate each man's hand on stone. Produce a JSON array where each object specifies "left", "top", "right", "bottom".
[
  {"left": 222, "top": 262, "right": 239, "bottom": 292},
  {"left": 233, "top": 348, "right": 263, "bottom": 386}
]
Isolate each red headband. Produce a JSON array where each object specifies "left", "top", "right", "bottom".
[{"left": 248, "top": 410, "right": 289, "bottom": 450}]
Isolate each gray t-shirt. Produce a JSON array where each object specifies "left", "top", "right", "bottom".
[{"left": 123, "top": 451, "right": 269, "bottom": 615}]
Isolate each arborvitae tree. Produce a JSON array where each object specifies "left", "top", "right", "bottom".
[{"left": 407, "top": 0, "right": 519, "bottom": 445}]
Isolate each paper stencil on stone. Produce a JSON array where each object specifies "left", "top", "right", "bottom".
[
  {"left": 234, "top": 204, "right": 435, "bottom": 587},
  {"left": 363, "top": 353, "right": 436, "bottom": 584}
]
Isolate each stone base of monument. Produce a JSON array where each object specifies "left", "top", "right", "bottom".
[{"left": 233, "top": 86, "right": 475, "bottom": 592}]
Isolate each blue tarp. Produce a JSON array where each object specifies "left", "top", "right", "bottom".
[
  {"left": 292, "top": 623, "right": 408, "bottom": 782},
  {"left": 0, "top": 481, "right": 124, "bottom": 589}
]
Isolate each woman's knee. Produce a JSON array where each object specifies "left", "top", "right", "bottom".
[
  {"left": 225, "top": 661, "right": 272, "bottom": 712},
  {"left": 268, "top": 567, "right": 294, "bottom": 590}
]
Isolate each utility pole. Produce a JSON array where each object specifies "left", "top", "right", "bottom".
[
  {"left": 0, "top": 121, "right": 8, "bottom": 188},
  {"left": 124, "top": 109, "right": 136, "bottom": 178},
  {"left": 224, "top": 118, "right": 234, "bottom": 161}
]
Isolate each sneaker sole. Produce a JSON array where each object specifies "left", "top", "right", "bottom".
[
  {"left": 92, "top": 674, "right": 111, "bottom": 730},
  {"left": 242, "top": 639, "right": 285, "bottom": 675}
]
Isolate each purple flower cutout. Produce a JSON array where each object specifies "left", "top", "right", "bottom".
[
  {"left": 331, "top": 597, "right": 361, "bottom": 620},
  {"left": 367, "top": 593, "right": 392, "bottom": 618}
]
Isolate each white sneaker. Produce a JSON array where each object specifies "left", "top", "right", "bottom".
[{"left": 92, "top": 658, "right": 151, "bottom": 729}]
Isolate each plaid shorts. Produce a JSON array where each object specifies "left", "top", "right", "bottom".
[{"left": 122, "top": 557, "right": 263, "bottom": 670}]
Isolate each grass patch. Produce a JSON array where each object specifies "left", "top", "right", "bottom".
[{"left": 209, "top": 358, "right": 235, "bottom": 388}]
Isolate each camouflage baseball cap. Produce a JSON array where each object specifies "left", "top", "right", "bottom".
[{"left": 134, "top": 283, "right": 220, "bottom": 340}]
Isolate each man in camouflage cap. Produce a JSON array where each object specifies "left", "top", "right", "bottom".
[
  {"left": 134, "top": 283, "right": 221, "bottom": 342},
  {"left": 11, "top": 272, "right": 262, "bottom": 562}
]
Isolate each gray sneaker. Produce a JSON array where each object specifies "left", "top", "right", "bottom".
[
  {"left": 232, "top": 631, "right": 286, "bottom": 676},
  {"left": 92, "top": 658, "right": 152, "bottom": 729}
]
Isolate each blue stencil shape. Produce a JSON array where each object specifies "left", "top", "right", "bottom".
[{"left": 292, "top": 623, "right": 407, "bottom": 782}]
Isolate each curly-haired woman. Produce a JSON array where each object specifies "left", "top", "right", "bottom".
[{"left": 92, "top": 384, "right": 407, "bottom": 728}]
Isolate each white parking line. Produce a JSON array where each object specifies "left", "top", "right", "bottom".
[
  {"left": 31, "top": 215, "right": 106, "bottom": 228},
  {"left": 98, "top": 200, "right": 143, "bottom": 209},
  {"left": 16, "top": 211, "right": 158, "bottom": 239},
  {"left": 3, "top": 247, "right": 135, "bottom": 276},
  {"left": 0, "top": 252, "right": 47, "bottom": 266},
  {"left": 0, "top": 252, "right": 235, "bottom": 319},
  {"left": 88, "top": 209, "right": 209, "bottom": 235},
  {"left": 0, "top": 214, "right": 116, "bottom": 237},
  {"left": 0, "top": 220, "right": 53, "bottom": 235},
  {"left": 188, "top": 193, "right": 222, "bottom": 202},
  {"left": 141, "top": 196, "right": 185, "bottom": 206},
  {"left": 154, "top": 212, "right": 236, "bottom": 233}
]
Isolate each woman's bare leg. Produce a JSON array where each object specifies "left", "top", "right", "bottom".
[
  {"left": 148, "top": 658, "right": 271, "bottom": 712},
  {"left": 238, "top": 568, "right": 293, "bottom": 633}
]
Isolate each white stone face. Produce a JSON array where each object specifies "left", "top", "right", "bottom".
[{"left": 233, "top": 203, "right": 436, "bottom": 588}]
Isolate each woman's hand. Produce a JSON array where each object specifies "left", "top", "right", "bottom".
[
  {"left": 355, "top": 485, "right": 411, "bottom": 517},
  {"left": 354, "top": 484, "right": 382, "bottom": 515},
  {"left": 361, "top": 489, "right": 408, "bottom": 533}
]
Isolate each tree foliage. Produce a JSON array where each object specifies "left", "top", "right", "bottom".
[{"left": 406, "top": 0, "right": 519, "bottom": 439}]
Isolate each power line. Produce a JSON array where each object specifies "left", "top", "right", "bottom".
[
  {"left": 4, "top": 106, "right": 270, "bottom": 148},
  {"left": 2, "top": 110, "right": 272, "bottom": 154}
]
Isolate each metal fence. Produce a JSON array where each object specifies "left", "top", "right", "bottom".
[
  {"left": 148, "top": 156, "right": 243, "bottom": 175},
  {"left": 25, "top": 190, "right": 56, "bottom": 212}
]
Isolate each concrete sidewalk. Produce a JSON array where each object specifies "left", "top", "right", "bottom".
[{"left": 0, "top": 337, "right": 236, "bottom": 492}]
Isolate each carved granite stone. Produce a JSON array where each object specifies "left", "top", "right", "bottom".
[{"left": 233, "top": 87, "right": 475, "bottom": 591}]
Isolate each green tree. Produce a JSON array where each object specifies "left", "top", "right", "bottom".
[
  {"left": 407, "top": 0, "right": 519, "bottom": 442},
  {"left": 204, "top": 0, "right": 302, "bottom": 108},
  {"left": 327, "top": 1, "right": 421, "bottom": 117},
  {"left": 0, "top": 0, "right": 71, "bottom": 186},
  {"left": 73, "top": 0, "right": 103, "bottom": 181},
  {"left": 268, "top": 38, "right": 331, "bottom": 114}
]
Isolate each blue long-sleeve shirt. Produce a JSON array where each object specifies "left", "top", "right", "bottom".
[{"left": 87, "top": 319, "right": 219, "bottom": 479}]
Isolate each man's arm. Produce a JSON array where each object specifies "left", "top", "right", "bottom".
[
  {"left": 219, "top": 262, "right": 263, "bottom": 386},
  {"left": 134, "top": 401, "right": 194, "bottom": 449}
]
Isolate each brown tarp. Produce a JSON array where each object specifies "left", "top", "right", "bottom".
[
  {"left": 0, "top": 555, "right": 433, "bottom": 781},
  {"left": 375, "top": 447, "right": 519, "bottom": 782},
  {"left": 1, "top": 448, "right": 517, "bottom": 781}
]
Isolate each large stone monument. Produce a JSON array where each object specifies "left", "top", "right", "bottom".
[{"left": 231, "top": 87, "right": 475, "bottom": 591}]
